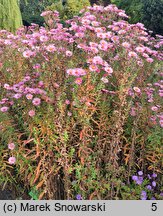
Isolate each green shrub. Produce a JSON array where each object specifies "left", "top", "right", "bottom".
[
  {"left": 141, "top": 0, "right": 163, "bottom": 35},
  {"left": 46, "top": 0, "right": 90, "bottom": 20}
]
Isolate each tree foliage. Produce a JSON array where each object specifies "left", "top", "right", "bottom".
[
  {"left": 19, "top": 0, "right": 54, "bottom": 26},
  {"left": 0, "top": 0, "right": 22, "bottom": 32},
  {"left": 141, "top": 0, "right": 163, "bottom": 35},
  {"left": 111, "top": 0, "right": 163, "bottom": 35},
  {"left": 111, "top": 0, "right": 142, "bottom": 23},
  {"left": 46, "top": 0, "right": 90, "bottom": 20}
]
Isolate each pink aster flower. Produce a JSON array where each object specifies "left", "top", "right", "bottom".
[
  {"left": 151, "top": 106, "right": 158, "bottom": 112},
  {"left": 32, "top": 98, "right": 41, "bottom": 106},
  {"left": 46, "top": 44, "right": 56, "bottom": 52},
  {"left": 65, "top": 99, "right": 70, "bottom": 105},
  {"left": 142, "top": 53, "right": 149, "bottom": 58},
  {"left": 8, "top": 143, "right": 15, "bottom": 150},
  {"left": 75, "top": 78, "right": 82, "bottom": 85},
  {"left": 66, "top": 69, "right": 75, "bottom": 76},
  {"left": 8, "top": 156, "right": 16, "bottom": 165},
  {"left": 40, "top": 11, "right": 53, "bottom": 17},
  {"left": 159, "top": 119, "right": 163, "bottom": 127},
  {"left": 89, "top": 42, "right": 98, "bottom": 47},
  {"left": 89, "top": 64, "right": 98, "bottom": 72},
  {"left": 23, "top": 50, "right": 34, "bottom": 58},
  {"left": 40, "top": 35, "right": 49, "bottom": 42},
  {"left": 33, "top": 64, "right": 41, "bottom": 69},
  {"left": 4, "top": 83, "right": 11, "bottom": 90},
  {"left": 91, "top": 21, "right": 100, "bottom": 26},
  {"left": 104, "top": 66, "right": 113, "bottom": 74},
  {"left": 92, "top": 56, "right": 103, "bottom": 65},
  {"left": 118, "top": 30, "right": 126, "bottom": 35},
  {"left": 146, "top": 58, "right": 154, "bottom": 63},
  {"left": 23, "top": 76, "right": 31, "bottom": 82},
  {"left": 26, "top": 94, "right": 33, "bottom": 100},
  {"left": 130, "top": 107, "right": 136, "bottom": 116},
  {"left": 38, "top": 81, "right": 44, "bottom": 88},
  {"left": 101, "top": 77, "right": 109, "bottom": 83},
  {"left": 90, "top": 47, "right": 99, "bottom": 54},
  {"left": 111, "top": 36, "right": 119, "bottom": 43},
  {"left": 122, "top": 42, "right": 131, "bottom": 49},
  {"left": 74, "top": 68, "right": 86, "bottom": 77},
  {"left": 95, "top": 27, "right": 104, "bottom": 33},
  {"left": 97, "top": 32, "right": 106, "bottom": 39},
  {"left": 28, "top": 110, "right": 35, "bottom": 117},
  {"left": 66, "top": 50, "right": 73, "bottom": 57},
  {"left": 128, "top": 51, "right": 138, "bottom": 58},
  {"left": 67, "top": 111, "right": 72, "bottom": 116},
  {"left": 13, "top": 93, "right": 22, "bottom": 99},
  {"left": 159, "top": 90, "right": 163, "bottom": 97},
  {"left": 135, "top": 46, "right": 145, "bottom": 53},
  {"left": 133, "top": 87, "right": 141, "bottom": 93},
  {"left": 0, "top": 106, "right": 9, "bottom": 112}
]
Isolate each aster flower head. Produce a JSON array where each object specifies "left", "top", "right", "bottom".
[
  {"left": 159, "top": 120, "right": 163, "bottom": 127},
  {"left": 141, "top": 191, "right": 147, "bottom": 200},
  {"left": 23, "top": 50, "right": 34, "bottom": 58},
  {"left": 32, "top": 98, "right": 41, "bottom": 106},
  {"left": 89, "top": 64, "right": 98, "bottom": 72},
  {"left": 104, "top": 66, "right": 113, "bottom": 74},
  {"left": 152, "top": 181, "right": 156, "bottom": 187},
  {"left": 75, "top": 78, "right": 82, "bottom": 85},
  {"left": 0, "top": 106, "right": 9, "bottom": 112},
  {"left": 101, "top": 77, "right": 109, "bottom": 83},
  {"left": 8, "top": 143, "right": 15, "bottom": 150},
  {"left": 133, "top": 87, "right": 141, "bottom": 93},
  {"left": 135, "top": 46, "right": 145, "bottom": 53},
  {"left": 46, "top": 44, "right": 56, "bottom": 53},
  {"left": 136, "top": 177, "right": 143, "bottom": 185},
  {"left": 67, "top": 111, "right": 72, "bottom": 117},
  {"left": 122, "top": 42, "right": 131, "bottom": 49},
  {"left": 151, "top": 106, "right": 158, "bottom": 112},
  {"left": 132, "top": 175, "right": 138, "bottom": 181},
  {"left": 128, "top": 51, "right": 138, "bottom": 58},
  {"left": 146, "top": 58, "right": 154, "bottom": 63},
  {"left": 92, "top": 56, "right": 103, "bottom": 65},
  {"left": 76, "top": 194, "right": 82, "bottom": 200},
  {"left": 138, "top": 171, "right": 143, "bottom": 176},
  {"left": 26, "top": 94, "right": 33, "bottom": 100},
  {"left": 146, "top": 185, "right": 152, "bottom": 190},
  {"left": 4, "top": 83, "right": 10, "bottom": 90},
  {"left": 8, "top": 156, "right": 16, "bottom": 165},
  {"left": 28, "top": 110, "right": 35, "bottom": 117},
  {"left": 40, "top": 35, "right": 49, "bottom": 42},
  {"left": 13, "top": 93, "right": 22, "bottom": 99},
  {"left": 66, "top": 50, "right": 73, "bottom": 57},
  {"left": 130, "top": 107, "right": 136, "bottom": 116}
]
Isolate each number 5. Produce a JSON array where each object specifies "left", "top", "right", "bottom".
[{"left": 151, "top": 203, "right": 157, "bottom": 211}]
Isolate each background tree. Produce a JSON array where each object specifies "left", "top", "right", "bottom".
[
  {"left": 46, "top": 0, "right": 90, "bottom": 20},
  {"left": 0, "top": 0, "right": 22, "bottom": 32},
  {"left": 90, "top": 0, "right": 111, "bottom": 6},
  {"left": 141, "top": 0, "right": 163, "bottom": 35},
  {"left": 111, "top": 0, "right": 143, "bottom": 23},
  {"left": 20, "top": 0, "right": 54, "bottom": 26}
]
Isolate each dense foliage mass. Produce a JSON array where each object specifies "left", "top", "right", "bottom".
[
  {"left": 20, "top": 0, "right": 55, "bottom": 26},
  {"left": 46, "top": 0, "right": 90, "bottom": 20},
  {"left": 111, "top": 0, "right": 163, "bottom": 35},
  {"left": 141, "top": 0, "right": 163, "bottom": 35},
  {"left": 0, "top": 0, "right": 22, "bottom": 32},
  {"left": 0, "top": 4, "right": 163, "bottom": 200}
]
